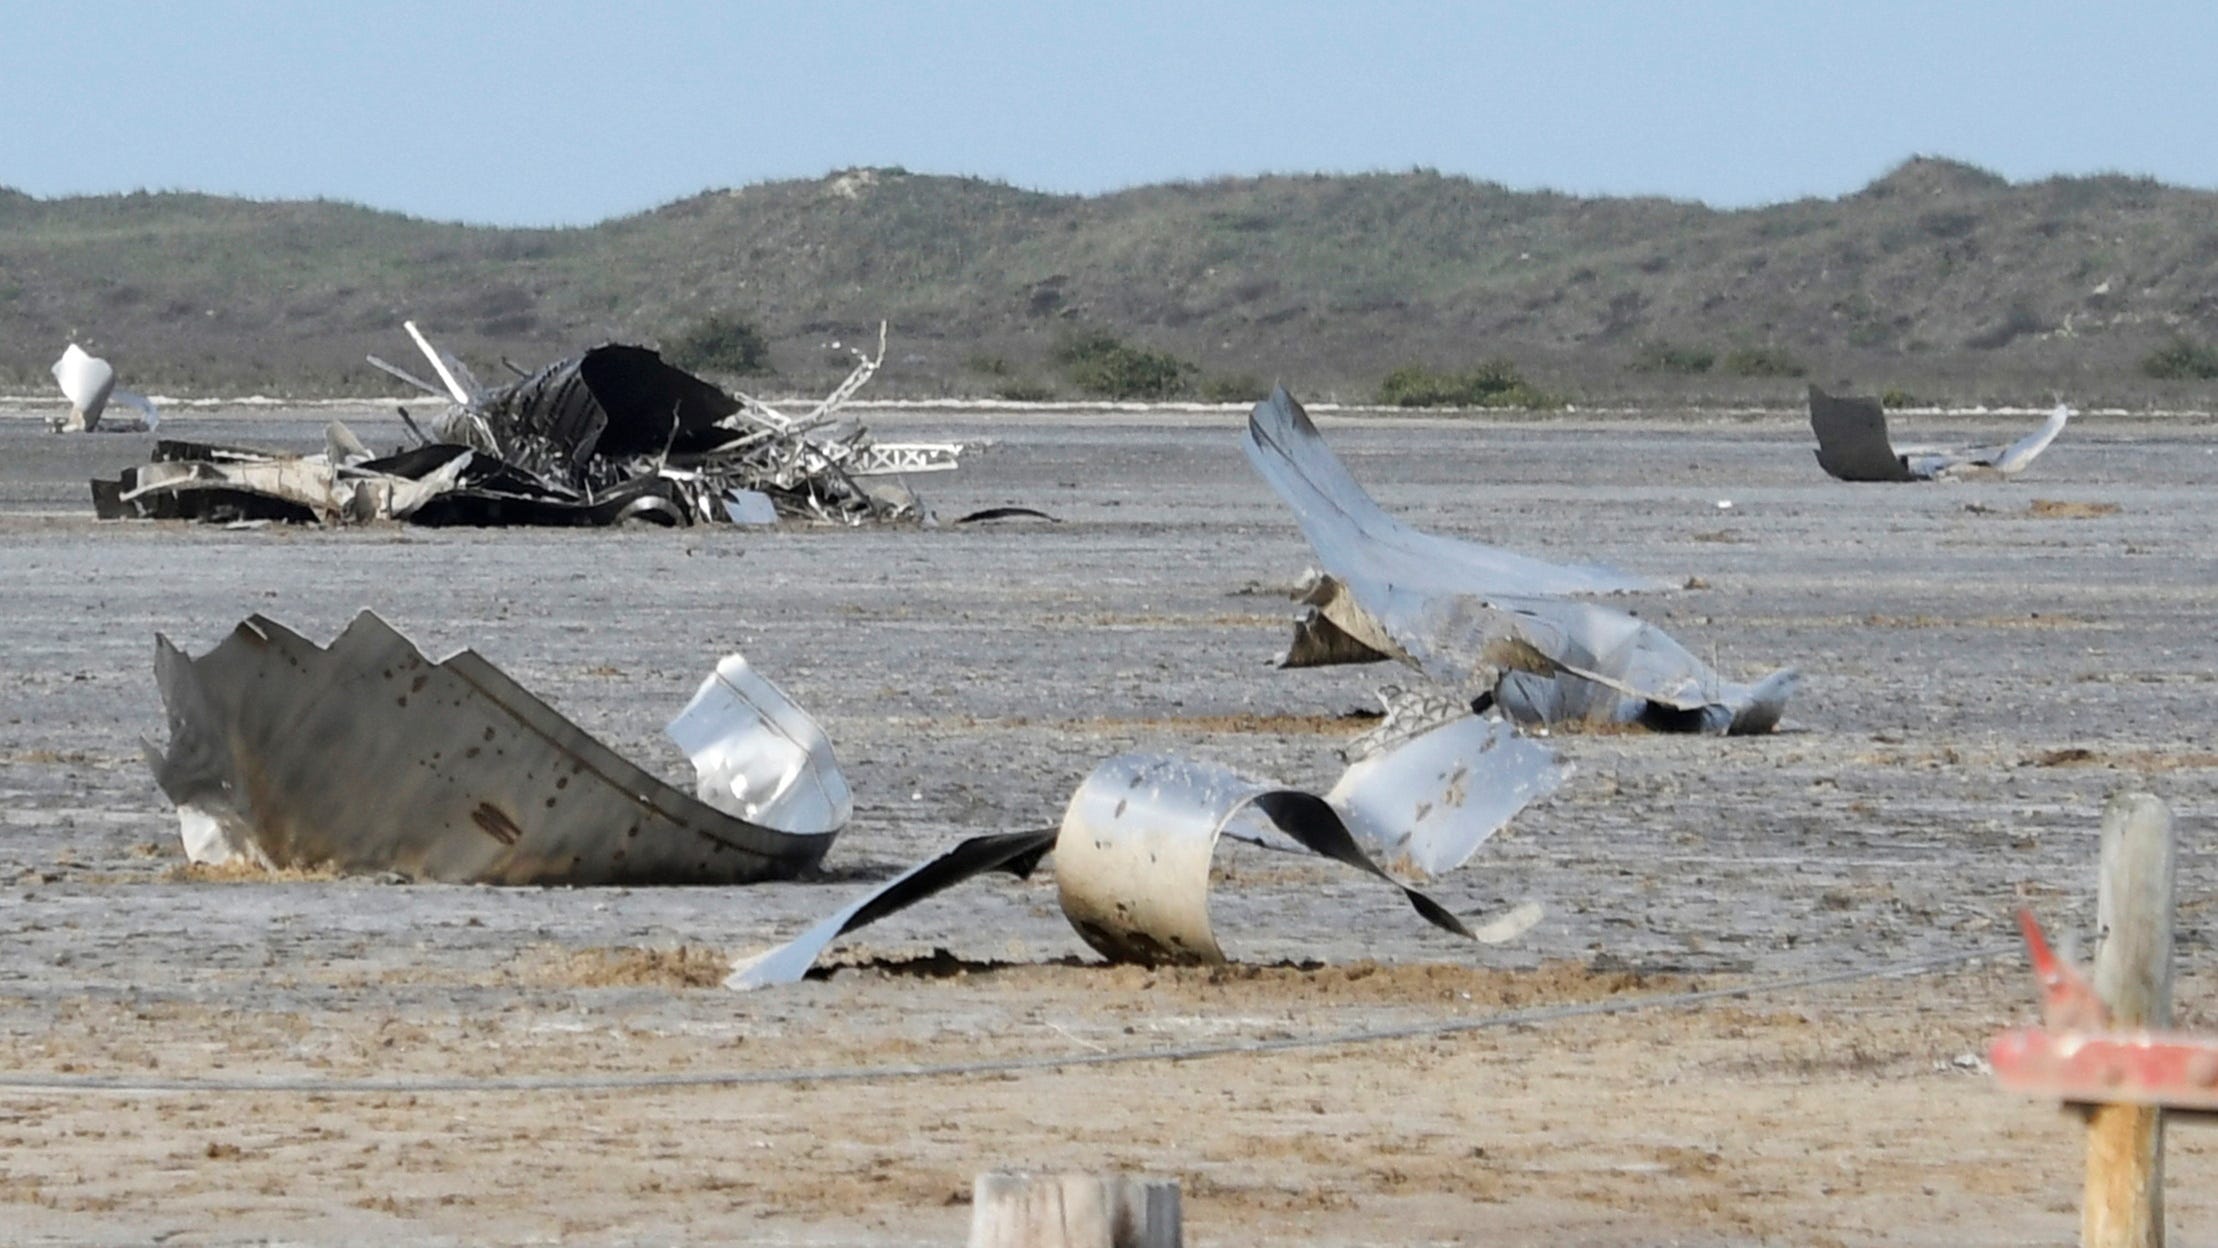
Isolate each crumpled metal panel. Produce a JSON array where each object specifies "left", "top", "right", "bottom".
[
  {"left": 666, "top": 654, "right": 851, "bottom": 835},
  {"left": 1287, "top": 571, "right": 1800, "bottom": 735},
  {"left": 1810, "top": 386, "right": 2072, "bottom": 482},
  {"left": 1324, "top": 711, "right": 1567, "bottom": 877},
  {"left": 148, "top": 612, "right": 839, "bottom": 885},
  {"left": 727, "top": 711, "right": 1555, "bottom": 989},
  {"left": 1245, "top": 388, "right": 1798, "bottom": 735},
  {"left": 103, "top": 446, "right": 473, "bottom": 524},
  {"left": 1054, "top": 752, "right": 1544, "bottom": 963},
  {"left": 455, "top": 345, "right": 743, "bottom": 490},
  {"left": 1277, "top": 571, "right": 1403, "bottom": 668},
  {"left": 90, "top": 434, "right": 708, "bottom": 529}
]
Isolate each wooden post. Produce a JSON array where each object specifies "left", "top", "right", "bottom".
[
  {"left": 968, "top": 1172, "right": 1182, "bottom": 1248},
  {"left": 2083, "top": 792, "right": 2175, "bottom": 1248}
]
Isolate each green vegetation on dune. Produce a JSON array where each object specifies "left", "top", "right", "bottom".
[
  {"left": 1377, "top": 361, "right": 1559, "bottom": 410},
  {"left": 5, "top": 158, "right": 2218, "bottom": 404}
]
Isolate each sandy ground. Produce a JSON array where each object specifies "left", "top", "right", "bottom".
[{"left": 1, "top": 403, "right": 2215, "bottom": 1246}]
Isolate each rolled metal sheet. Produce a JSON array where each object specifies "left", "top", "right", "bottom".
[
  {"left": 148, "top": 612, "right": 840, "bottom": 885},
  {"left": 729, "top": 715, "right": 1556, "bottom": 989},
  {"left": 1053, "top": 754, "right": 1267, "bottom": 964}
]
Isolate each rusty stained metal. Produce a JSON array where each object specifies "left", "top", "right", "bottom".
[
  {"left": 1809, "top": 386, "right": 2072, "bottom": 482},
  {"left": 727, "top": 710, "right": 1558, "bottom": 989},
  {"left": 1244, "top": 387, "right": 1798, "bottom": 735},
  {"left": 148, "top": 612, "right": 844, "bottom": 885}
]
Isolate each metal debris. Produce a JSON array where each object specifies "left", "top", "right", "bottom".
[
  {"left": 384, "top": 320, "right": 961, "bottom": 524},
  {"left": 148, "top": 612, "right": 845, "bottom": 884},
  {"left": 727, "top": 710, "right": 1557, "bottom": 989},
  {"left": 93, "top": 323, "right": 964, "bottom": 527},
  {"left": 49, "top": 343, "right": 159, "bottom": 433},
  {"left": 1809, "top": 386, "right": 2072, "bottom": 482},
  {"left": 1245, "top": 387, "right": 1797, "bottom": 735},
  {"left": 955, "top": 506, "right": 1060, "bottom": 524},
  {"left": 93, "top": 431, "right": 481, "bottom": 524},
  {"left": 1324, "top": 698, "right": 1567, "bottom": 877},
  {"left": 723, "top": 829, "right": 1061, "bottom": 990}
]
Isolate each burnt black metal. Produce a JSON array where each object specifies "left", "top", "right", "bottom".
[{"left": 472, "top": 345, "right": 742, "bottom": 489}]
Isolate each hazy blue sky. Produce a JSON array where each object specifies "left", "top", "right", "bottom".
[{"left": 4, "top": 1, "right": 2212, "bottom": 226}]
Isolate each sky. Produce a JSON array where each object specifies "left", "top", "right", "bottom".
[{"left": 4, "top": 0, "right": 2215, "bottom": 227}]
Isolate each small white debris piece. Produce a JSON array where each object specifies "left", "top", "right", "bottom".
[{"left": 50, "top": 343, "right": 157, "bottom": 432}]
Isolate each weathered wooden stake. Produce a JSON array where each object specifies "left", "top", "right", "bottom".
[
  {"left": 968, "top": 1172, "right": 1182, "bottom": 1248},
  {"left": 2083, "top": 791, "right": 2175, "bottom": 1248}
]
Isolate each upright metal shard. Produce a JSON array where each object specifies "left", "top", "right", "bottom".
[
  {"left": 148, "top": 612, "right": 842, "bottom": 885},
  {"left": 50, "top": 343, "right": 158, "bottom": 433},
  {"left": 1809, "top": 385, "right": 2072, "bottom": 482},
  {"left": 1243, "top": 391, "right": 1657, "bottom": 597},
  {"left": 1244, "top": 388, "right": 1797, "bottom": 735},
  {"left": 1808, "top": 386, "right": 1917, "bottom": 481}
]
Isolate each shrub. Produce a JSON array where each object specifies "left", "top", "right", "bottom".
[
  {"left": 665, "top": 314, "right": 772, "bottom": 376},
  {"left": 1880, "top": 388, "right": 1920, "bottom": 409},
  {"left": 1051, "top": 329, "right": 1193, "bottom": 400},
  {"left": 1719, "top": 346, "right": 1807, "bottom": 378},
  {"left": 1377, "top": 360, "right": 1558, "bottom": 409},
  {"left": 964, "top": 353, "right": 1012, "bottom": 377},
  {"left": 2140, "top": 336, "right": 2218, "bottom": 380},
  {"left": 1200, "top": 374, "right": 1267, "bottom": 404},
  {"left": 995, "top": 380, "right": 1058, "bottom": 403},
  {"left": 1631, "top": 341, "right": 1715, "bottom": 375}
]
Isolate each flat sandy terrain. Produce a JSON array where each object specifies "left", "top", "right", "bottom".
[{"left": 1, "top": 403, "right": 2214, "bottom": 1246}]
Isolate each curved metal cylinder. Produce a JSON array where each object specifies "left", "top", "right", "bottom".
[{"left": 1054, "top": 754, "right": 1265, "bottom": 964}]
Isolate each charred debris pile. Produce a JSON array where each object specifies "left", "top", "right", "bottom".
[{"left": 91, "top": 323, "right": 963, "bottom": 527}]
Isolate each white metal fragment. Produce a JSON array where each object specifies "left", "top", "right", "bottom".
[
  {"left": 1245, "top": 387, "right": 1798, "bottom": 735},
  {"left": 50, "top": 343, "right": 158, "bottom": 433}
]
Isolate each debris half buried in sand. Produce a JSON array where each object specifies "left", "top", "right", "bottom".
[
  {"left": 727, "top": 709, "right": 1559, "bottom": 989},
  {"left": 147, "top": 611, "right": 846, "bottom": 885},
  {"left": 95, "top": 321, "right": 964, "bottom": 527},
  {"left": 1243, "top": 387, "right": 1798, "bottom": 735},
  {"left": 49, "top": 343, "right": 159, "bottom": 433},
  {"left": 1808, "top": 385, "right": 2072, "bottom": 482}
]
